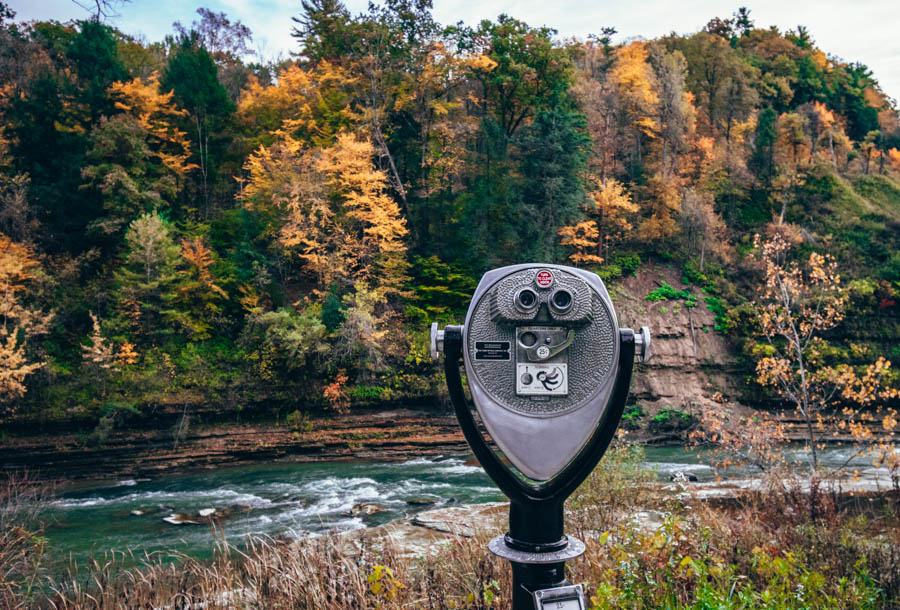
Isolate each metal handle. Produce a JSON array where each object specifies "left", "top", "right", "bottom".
[
  {"left": 430, "top": 322, "right": 445, "bottom": 360},
  {"left": 634, "top": 326, "right": 651, "bottom": 362}
]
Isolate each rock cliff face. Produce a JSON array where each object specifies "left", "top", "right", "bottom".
[{"left": 612, "top": 266, "right": 745, "bottom": 415}]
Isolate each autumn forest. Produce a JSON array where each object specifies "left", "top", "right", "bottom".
[{"left": 1, "top": 0, "right": 899, "bottom": 439}]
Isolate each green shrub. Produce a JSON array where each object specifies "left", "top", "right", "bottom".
[
  {"left": 285, "top": 409, "right": 313, "bottom": 432},
  {"left": 596, "top": 264, "right": 622, "bottom": 281},
  {"left": 611, "top": 252, "right": 642, "bottom": 276},
  {"left": 620, "top": 404, "right": 644, "bottom": 430},
  {"left": 347, "top": 386, "right": 385, "bottom": 400},
  {"left": 704, "top": 296, "right": 728, "bottom": 332},
  {"left": 646, "top": 283, "right": 697, "bottom": 306},
  {"left": 682, "top": 259, "right": 710, "bottom": 287},
  {"left": 649, "top": 407, "right": 695, "bottom": 432}
]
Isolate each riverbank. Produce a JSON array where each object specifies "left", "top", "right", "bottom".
[
  {"left": 0, "top": 407, "right": 467, "bottom": 482},
  {"left": 4, "top": 402, "right": 896, "bottom": 486}
]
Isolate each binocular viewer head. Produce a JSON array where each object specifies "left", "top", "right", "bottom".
[
  {"left": 432, "top": 263, "right": 649, "bottom": 482},
  {"left": 490, "top": 270, "right": 594, "bottom": 325}
]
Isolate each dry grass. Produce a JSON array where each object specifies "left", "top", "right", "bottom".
[
  {"left": 0, "top": 472, "right": 54, "bottom": 609},
  {"left": 35, "top": 525, "right": 511, "bottom": 609}
]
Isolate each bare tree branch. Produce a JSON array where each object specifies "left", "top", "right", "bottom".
[{"left": 71, "top": 0, "right": 130, "bottom": 22}]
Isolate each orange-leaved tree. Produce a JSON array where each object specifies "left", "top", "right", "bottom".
[
  {"left": 167, "top": 237, "right": 228, "bottom": 340},
  {"left": 751, "top": 232, "right": 898, "bottom": 474},
  {"left": 889, "top": 148, "right": 900, "bottom": 173}
]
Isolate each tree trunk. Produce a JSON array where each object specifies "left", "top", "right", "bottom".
[{"left": 829, "top": 131, "right": 836, "bottom": 168}]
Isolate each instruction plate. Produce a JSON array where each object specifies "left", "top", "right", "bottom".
[{"left": 516, "top": 363, "right": 568, "bottom": 396}]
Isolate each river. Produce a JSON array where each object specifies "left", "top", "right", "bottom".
[{"left": 41, "top": 445, "right": 887, "bottom": 569}]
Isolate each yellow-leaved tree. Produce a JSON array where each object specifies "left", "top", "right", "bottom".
[
  {"left": 558, "top": 178, "right": 637, "bottom": 265},
  {"left": 0, "top": 233, "right": 51, "bottom": 410},
  {"left": 316, "top": 133, "right": 409, "bottom": 293},
  {"left": 611, "top": 41, "right": 659, "bottom": 171},
  {"left": 611, "top": 41, "right": 659, "bottom": 139},
  {"left": 244, "top": 134, "right": 355, "bottom": 289},
  {"left": 108, "top": 72, "right": 195, "bottom": 175},
  {"left": 245, "top": 132, "right": 408, "bottom": 293},
  {"left": 558, "top": 221, "right": 602, "bottom": 266},
  {"left": 772, "top": 112, "right": 809, "bottom": 224},
  {"left": 82, "top": 73, "right": 196, "bottom": 235},
  {"left": 244, "top": 130, "right": 410, "bottom": 371},
  {"left": 237, "top": 62, "right": 360, "bottom": 152}
]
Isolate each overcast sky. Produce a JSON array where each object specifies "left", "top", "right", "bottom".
[{"left": 9, "top": 0, "right": 900, "bottom": 103}]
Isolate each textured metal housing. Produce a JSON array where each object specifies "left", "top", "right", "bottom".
[{"left": 462, "top": 264, "right": 620, "bottom": 481}]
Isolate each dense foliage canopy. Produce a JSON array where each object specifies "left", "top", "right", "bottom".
[{"left": 1, "top": 2, "right": 898, "bottom": 432}]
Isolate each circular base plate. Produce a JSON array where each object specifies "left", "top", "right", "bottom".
[{"left": 487, "top": 534, "right": 585, "bottom": 564}]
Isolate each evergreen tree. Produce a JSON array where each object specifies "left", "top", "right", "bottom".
[
  {"left": 514, "top": 109, "right": 590, "bottom": 262},
  {"left": 115, "top": 211, "right": 180, "bottom": 343},
  {"left": 162, "top": 34, "right": 235, "bottom": 217},
  {"left": 751, "top": 107, "right": 778, "bottom": 179}
]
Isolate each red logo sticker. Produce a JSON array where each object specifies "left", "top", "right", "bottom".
[{"left": 535, "top": 269, "right": 554, "bottom": 287}]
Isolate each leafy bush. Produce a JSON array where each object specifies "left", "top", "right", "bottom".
[
  {"left": 346, "top": 386, "right": 385, "bottom": 401},
  {"left": 704, "top": 296, "right": 728, "bottom": 332},
  {"left": 611, "top": 252, "right": 642, "bottom": 276},
  {"left": 620, "top": 404, "right": 644, "bottom": 429},
  {"left": 646, "top": 283, "right": 697, "bottom": 306},
  {"left": 285, "top": 409, "right": 313, "bottom": 432},
  {"left": 649, "top": 407, "right": 696, "bottom": 432},
  {"left": 596, "top": 264, "right": 622, "bottom": 281}
]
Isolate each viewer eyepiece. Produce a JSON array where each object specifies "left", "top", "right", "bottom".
[
  {"left": 549, "top": 288, "right": 573, "bottom": 313},
  {"left": 514, "top": 287, "right": 538, "bottom": 312}
]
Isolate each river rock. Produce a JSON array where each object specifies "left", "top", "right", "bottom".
[
  {"left": 411, "top": 503, "right": 506, "bottom": 537},
  {"left": 670, "top": 471, "right": 699, "bottom": 482},
  {"left": 337, "top": 502, "right": 508, "bottom": 560},
  {"left": 130, "top": 509, "right": 145, "bottom": 516},
  {"left": 351, "top": 503, "right": 388, "bottom": 516},
  {"left": 163, "top": 513, "right": 202, "bottom": 525},
  {"left": 405, "top": 496, "right": 439, "bottom": 506},
  {"left": 198, "top": 508, "right": 216, "bottom": 517}
]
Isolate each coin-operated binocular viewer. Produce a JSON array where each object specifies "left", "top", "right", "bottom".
[{"left": 431, "top": 264, "right": 650, "bottom": 610}]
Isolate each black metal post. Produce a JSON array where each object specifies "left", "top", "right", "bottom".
[{"left": 507, "top": 500, "right": 568, "bottom": 609}]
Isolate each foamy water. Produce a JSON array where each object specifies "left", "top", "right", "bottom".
[
  {"left": 41, "top": 445, "right": 879, "bottom": 567},
  {"left": 43, "top": 456, "right": 503, "bottom": 566}
]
